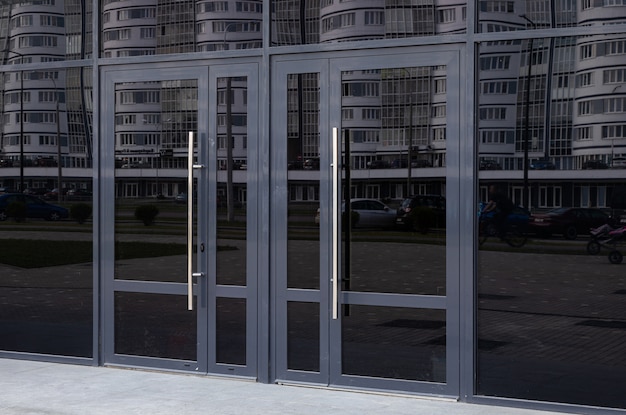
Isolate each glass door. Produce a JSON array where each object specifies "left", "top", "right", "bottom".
[
  {"left": 101, "top": 63, "right": 259, "bottom": 377},
  {"left": 272, "top": 50, "right": 461, "bottom": 395}
]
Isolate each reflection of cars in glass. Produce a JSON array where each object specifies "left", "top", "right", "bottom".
[
  {"left": 23, "top": 188, "right": 49, "bottom": 196},
  {"left": 529, "top": 159, "right": 556, "bottom": 170},
  {"left": 0, "top": 194, "right": 69, "bottom": 221},
  {"left": 303, "top": 158, "right": 320, "bottom": 170},
  {"left": 0, "top": 187, "right": 17, "bottom": 194},
  {"left": 391, "top": 159, "right": 408, "bottom": 168},
  {"left": 396, "top": 194, "right": 446, "bottom": 231},
  {"left": 43, "top": 188, "right": 69, "bottom": 200},
  {"left": 175, "top": 193, "right": 187, "bottom": 204},
  {"left": 411, "top": 159, "right": 433, "bottom": 168},
  {"left": 612, "top": 157, "right": 626, "bottom": 169},
  {"left": 479, "top": 160, "right": 502, "bottom": 170},
  {"left": 345, "top": 199, "right": 397, "bottom": 228},
  {"left": 479, "top": 203, "right": 530, "bottom": 236},
  {"left": 314, "top": 199, "right": 397, "bottom": 228},
  {"left": 582, "top": 160, "right": 608, "bottom": 169},
  {"left": 367, "top": 160, "right": 390, "bottom": 169},
  {"left": 528, "top": 207, "right": 613, "bottom": 240},
  {"left": 66, "top": 189, "right": 92, "bottom": 201}
]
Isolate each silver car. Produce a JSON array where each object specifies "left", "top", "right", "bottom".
[{"left": 315, "top": 199, "right": 397, "bottom": 228}]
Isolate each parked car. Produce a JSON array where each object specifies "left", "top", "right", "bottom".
[
  {"left": 315, "top": 199, "right": 397, "bottom": 229},
  {"left": 0, "top": 194, "right": 69, "bottom": 221},
  {"left": 23, "top": 188, "right": 49, "bottom": 196},
  {"left": 175, "top": 193, "right": 188, "bottom": 204},
  {"left": 611, "top": 157, "right": 626, "bottom": 169},
  {"left": 66, "top": 189, "right": 92, "bottom": 201},
  {"left": 582, "top": 160, "right": 608, "bottom": 170},
  {"left": 412, "top": 159, "right": 433, "bottom": 168},
  {"left": 530, "top": 159, "right": 556, "bottom": 170},
  {"left": 391, "top": 159, "right": 408, "bottom": 168},
  {"left": 43, "top": 188, "right": 69, "bottom": 200},
  {"left": 479, "top": 203, "right": 530, "bottom": 236},
  {"left": 479, "top": 160, "right": 502, "bottom": 170},
  {"left": 528, "top": 207, "right": 613, "bottom": 240},
  {"left": 367, "top": 160, "right": 390, "bottom": 169},
  {"left": 0, "top": 187, "right": 16, "bottom": 195},
  {"left": 396, "top": 194, "right": 446, "bottom": 231},
  {"left": 303, "top": 158, "right": 320, "bottom": 170}
]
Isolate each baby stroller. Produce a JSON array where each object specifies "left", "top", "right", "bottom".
[{"left": 587, "top": 224, "right": 626, "bottom": 264}]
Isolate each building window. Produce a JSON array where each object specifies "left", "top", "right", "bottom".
[
  {"left": 479, "top": 107, "right": 506, "bottom": 120},
  {"left": 579, "top": 44, "right": 595, "bottom": 59},
  {"left": 432, "top": 104, "right": 446, "bottom": 118},
  {"left": 364, "top": 11, "right": 384, "bottom": 25},
  {"left": 578, "top": 100, "right": 592, "bottom": 115},
  {"left": 479, "top": 56, "right": 511, "bottom": 70},
  {"left": 433, "top": 127, "right": 446, "bottom": 141},
  {"left": 438, "top": 8, "right": 455, "bottom": 23},
  {"left": 576, "top": 126, "right": 592, "bottom": 140},
  {"left": 602, "top": 124, "right": 626, "bottom": 139},
  {"left": 434, "top": 79, "right": 446, "bottom": 94},
  {"left": 605, "top": 97, "right": 626, "bottom": 113},
  {"left": 577, "top": 72, "right": 594, "bottom": 87},
  {"left": 480, "top": 1, "right": 515, "bottom": 12},
  {"left": 604, "top": 68, "right": 626, "bottom": 84}
]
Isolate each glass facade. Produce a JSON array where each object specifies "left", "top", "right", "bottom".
[{"left": 0, "top": 0, "right": 625, "bottom": 412}]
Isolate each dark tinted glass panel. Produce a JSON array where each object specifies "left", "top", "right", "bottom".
[
  {"left": 101, "top": 0, "right": 262, "bottom": 57},
  {"left": 478, "top": 1, "right": 626, "bottom": 32},
  {"left": 287, "top": 301, "right": 320, "bottom": 372},
  {"left": 342, "top": 306, "right": 446, "bottom": 382},
  {"left": 271, "top": 0, "right": 467, "bottom": 46},
  {"left": 342, "top": 67, "right": 447, "bottom": 295},
  {"left": 0, "top": 66, "right": 93, "bottom": 358},
  {"left": 216, "top": 297, "right": 246, "bottom": 365},
  {"left": 0, "top": 0, "right": 91, "bottom": 62},
  {"left": 114, "top": 79, "right": 197, "bottom": 283},
  {"left": 287, "top": 73, "right": 321, "bottom": 290},
  {"left": 477, "top": 35, "right": 626, "bottom": 409},
  {"left": 217, "top": 76, "right": 248, "bottom": 287},
  {"left": 115, "top": 292, "right": 196, "bottom": 360}
]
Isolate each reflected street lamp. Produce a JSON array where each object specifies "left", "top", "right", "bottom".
[
  {"left": 9, "top": 51, "right": 25, "bottom": 192},
  {"left": 520, "top": 15, "right": 536, "bottom": 209},
  {"left": 51, "top": 75, "right": 62, "bottom": 204}
]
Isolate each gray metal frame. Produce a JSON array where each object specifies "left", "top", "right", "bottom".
[{"left": 271, "top": 47, "right": 464, "bottom": 396}]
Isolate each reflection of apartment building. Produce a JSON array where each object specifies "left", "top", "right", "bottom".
[
  {"left": 0, "top": 0, "right": 92, "bottom": 186},
  {"left": 479, "top": 2, "right": 626, "bottom": 171}
]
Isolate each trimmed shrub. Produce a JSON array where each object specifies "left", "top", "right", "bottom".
[
  {"left": 70, "top": 203, "right": 92, "bottom": 224},
  {"left": 7, "top": 201, "right": 27, "bottom": 222},
  {"left": 408, "top": 206, "right": 436, "bottom": 234},
  {"left": 134, "top": 204, "right": 159, "bottom": 226}
]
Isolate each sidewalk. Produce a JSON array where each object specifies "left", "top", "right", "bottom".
[{"left": 0, "top": 358, "right": 576, "bottom": 415}]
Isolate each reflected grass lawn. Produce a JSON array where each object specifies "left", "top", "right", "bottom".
[{"left": 0, "top": 239, "right": 186, "bottom": 269}]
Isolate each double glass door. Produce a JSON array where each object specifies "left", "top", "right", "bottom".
[
  {"left": 102, "top": 63, "right": 259, "bottom": 376},
  {"left": 272, "top": 50, "right": 461, "bottom": 395}
]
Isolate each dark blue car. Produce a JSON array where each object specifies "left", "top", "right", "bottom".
[
  {"left": 479, "top": 202, "right": 530, "bottom": 236},
  {"left": 0, "top": 194, "right": 69, "bottom": 221}
]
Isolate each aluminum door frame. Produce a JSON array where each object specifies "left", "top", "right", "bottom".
[
  {"left": 100, "top": 62, "right": 261, "bottom": 378},
  {"left": 271, "top": 46, "right": 463, "bottom": 397}
]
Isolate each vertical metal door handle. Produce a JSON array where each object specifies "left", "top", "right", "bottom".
[
  {"left": 187, "top": 132, "right": 205, "bottom": 310},
  {"left": 331, "top": 127, "right": 339, "bottom": 320}
]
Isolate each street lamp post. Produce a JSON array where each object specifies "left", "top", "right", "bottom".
[
  {"left": 399, "top": 68, "right": 415, "bottom": 197},
  {"left": 51, "top": 76, "right": 62, "bottom": 204},
  {"left": 520, "top": 15, "right": 536, "bottom": 210},
  {"left": 8, "top": 51, "right": 26, "bottom": 192}
]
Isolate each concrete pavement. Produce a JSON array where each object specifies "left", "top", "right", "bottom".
[{"left": 0, "top": 358, "right": 579, "bottom": 415}]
